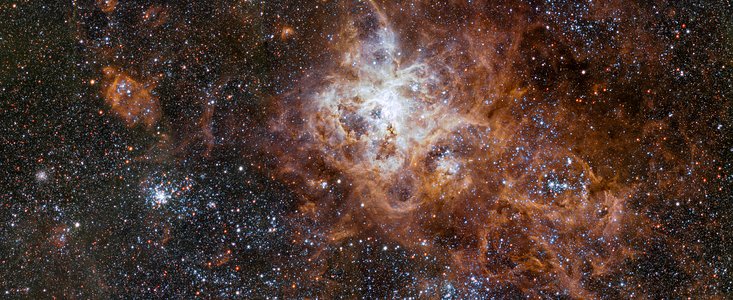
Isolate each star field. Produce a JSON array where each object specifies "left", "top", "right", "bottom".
[{"left": 1, "top": 0, "right": 732, "bottom": 298}]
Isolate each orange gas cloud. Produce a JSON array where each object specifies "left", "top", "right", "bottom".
[
  {"left": 96, "top": 0, "right": 118, "bottom": 13},
  {"left": 271, "top": 1, "right": 659, "bottom": 297},
  {"left": 101, "top": 67, "right": 160, "bottom": 128}
]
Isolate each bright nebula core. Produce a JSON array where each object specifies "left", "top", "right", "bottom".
[{"left": 2, "top": 0, "right": 732, "bottom": 298}]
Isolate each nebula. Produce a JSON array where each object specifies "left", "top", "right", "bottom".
[
  {"left": 304, "top": 15, "right": 468, "bottom": 214},
  {"left": 269, "top": 0, "right": 720, "bottom": 297},
  {"left": 7, "top": 0, "right": 729, "bottom": 298},
  {"left": 101, "top": 66, "right": 160, "bottom": 128}
]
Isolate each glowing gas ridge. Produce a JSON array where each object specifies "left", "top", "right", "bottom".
[
  {"left": 251, "top": 1, "right": 730, "bottom": 297},
  {"left": 282, "top": 11, "right": 643, "bottom": 296},
  {"left": 308, "top": 26, "right": 463, "bottom": 178}
]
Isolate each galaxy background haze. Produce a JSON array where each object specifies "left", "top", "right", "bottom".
[{"left": 2, "top": 0, "right": 733, "bottom": 298}]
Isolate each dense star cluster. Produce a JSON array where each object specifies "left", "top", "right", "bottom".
[{"left": 2, "top": 0, "right": 732, "bottom": 298}]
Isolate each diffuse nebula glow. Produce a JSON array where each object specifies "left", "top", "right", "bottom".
[
  {"left": 6, "top": 0, "right": 731, "bottom": 298},
  {"left": 272, "top": 0, "right": 667, "bottom": 297}
]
